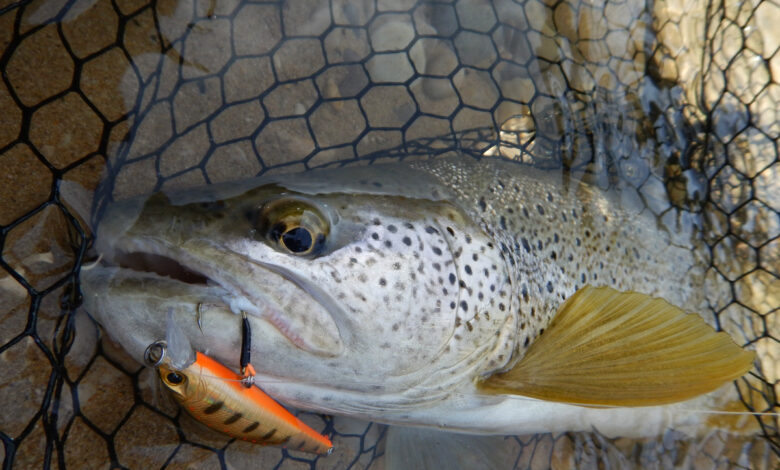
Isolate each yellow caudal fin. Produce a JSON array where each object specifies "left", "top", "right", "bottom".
[{"left": 478, "top": 286, "right": 756, "bottom": 406}]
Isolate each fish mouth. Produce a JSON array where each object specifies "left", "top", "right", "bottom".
[
  {"left": 95, "top": 240, "right": 344, "bottom": 357},
  {"left": 112, "top": 251, "right": 211, "bottom": 286}
]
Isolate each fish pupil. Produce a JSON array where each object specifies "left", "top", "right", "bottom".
[
  {"left": 166, "top": 372, "right": 184, "bottom": 384},
  {"left": 282, "top": 227, "right": 313, "bottom": 253}
]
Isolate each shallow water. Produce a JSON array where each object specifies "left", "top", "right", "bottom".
[{"left": 0, "top": 0, "right": 777, "bottom": 468}]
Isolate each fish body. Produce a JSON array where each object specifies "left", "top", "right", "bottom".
[
  {"left": 156, "top": 350, "right": 333, "bottom": 454},
  {"left": 81, "top": 154, "right": 752, "bottom": 438}
]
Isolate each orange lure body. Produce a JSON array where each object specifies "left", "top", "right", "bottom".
[{"left": 158, "top": 352, "right": 333, "bottom": 455}]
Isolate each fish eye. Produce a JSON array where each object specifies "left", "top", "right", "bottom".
[
  {"left": 165, "top": 372, "right": 185, "bottom": 385},
  {"left": 279, "top": 226, "right": 314, "bottom": 253},
  {"left": 254, "top": 197, "right": 329, "bottom": 256}
]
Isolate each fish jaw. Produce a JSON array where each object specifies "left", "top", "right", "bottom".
[{"left": 88, "top": 198, "right": 344, "bottom": 357}]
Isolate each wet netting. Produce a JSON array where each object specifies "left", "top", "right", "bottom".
[{"left": 0, "top": 0, "right": 778, "bottom": 468}]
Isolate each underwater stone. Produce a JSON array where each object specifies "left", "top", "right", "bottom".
[
  {"left": 366, "top": 52, "right": 415, "bottom": 83},
  {"left": 263, "top": 81, "right": 319, "bottom": 118},
  {"left": 453, "top": 68, "right": 499, "bottom": 110},
  {"left": 454, "top": 31, "right": 497, "bottom": 69},
  {"left": 409, "top": 38, "right": 458, "bottom": 76},
  {"left": 325, "top": 27, "right": 372, "bottom": 63},
  {"left": 361, "top": 86, "right": 416, "bottom": 128},
  {"left": 273, "top": 38, "right": 326, "bottom": 82},
  {"left": 410, "top": 77, "right": 459, "bottom": 116},
  {"left": 369, "top": 14, "right": 415, "bottom": 51}
]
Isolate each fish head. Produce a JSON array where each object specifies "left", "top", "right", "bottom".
[{"left": 83, "top": 165, "right": 513, "bottom": 404}]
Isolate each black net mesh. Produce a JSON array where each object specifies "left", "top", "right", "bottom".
[{"left": 0, "top": 0, "right": 778, "bottom": 468}]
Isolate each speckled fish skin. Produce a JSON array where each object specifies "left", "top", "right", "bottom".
[{"left": 81, "top": 154, "right": 713, "bottom": 437}]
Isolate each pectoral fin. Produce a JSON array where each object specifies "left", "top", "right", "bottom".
[{"left": 478, "top": 286, "right": 755, "bottom": 406}]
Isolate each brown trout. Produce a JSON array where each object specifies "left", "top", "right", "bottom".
[{"left": 81, "top": 154, "right": 753, "bottom": 440}]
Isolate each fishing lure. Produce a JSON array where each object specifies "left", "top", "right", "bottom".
[{"left": 145, "top": 340, "right": 334, "bottom": 455}]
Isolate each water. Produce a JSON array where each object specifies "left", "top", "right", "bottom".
[{"left": 0, "top": 0, "right": 777, "bottom": 468}]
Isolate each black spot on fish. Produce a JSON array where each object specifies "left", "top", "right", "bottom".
[
  {"left": 385, "top": 240, "right": 392, "bottom": 248},
  {"left": 460, "top": 301, "right": 468, "bottom": 312},
  {"left": 521, "top": 238, "right": 531, "bottom": 252},
  {"left": 432, "top": 246, "right": 442, "bottom": 255},
  {"left": 546, "top": 281, "right": 553, "bottom": 293},
  {"left": 500, "top": 216, "right": 507, "bottom": 230},
  {"left": 522, "top": 207, "right": 529, "bottom": 218},
  {"left": 261, "top": 428, "right": 277, "bottom": 439},
  {"left": 243, "top": 422, "right": 260, "bottom": 433},
  {"left": 478, "top": 197, "right": 487, "bottom": 211},
  {"left": 224, "top": 413, "right": 243, "bottom": 425},
  {"left": 425, "top": 226, "right": 438, "bottom": 234},
  {"left": 536, "top": 204, "right": 545, "bottom": 215},
  {"left": 379, "top": 278, "right": 387, "bottom": 286},
  {"left": 204, "top": 401, "right": 224, "bottom": 414},
  {"left": 446, "top": 226, "right": 455, "bottom": 236},
  {"left": 450, "top": 301, "right": 456, "bottom": 309},
  {"left": 371, "top": 233, "right": 380, "bottom": 240},
  {"left": 449, "top": 273, "right": 456, "bottom": 284},
  {"left": 465, "top": 265, "right": 472, "bottom": 275},
  {"left": 402, "top": 236, "right": 412, "bottom": 246},
  {"left": 388, "top": 224, "right": 398, "bottom": 233}
]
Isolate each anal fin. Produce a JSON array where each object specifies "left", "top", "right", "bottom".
[{"left": 478, "top": 286, "right": 756, "bottom": 407}]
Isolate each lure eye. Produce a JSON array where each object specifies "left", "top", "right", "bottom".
[
  {"left": 254, "top": 197, "right": 329, "bottom": 256},
  {"left": 166, "top": 372, "right": 185, "bottom": 385}
]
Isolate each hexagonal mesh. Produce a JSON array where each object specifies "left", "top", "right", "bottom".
[{"left": 0, "top": 0, "right": 777, "bottom": 468}]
